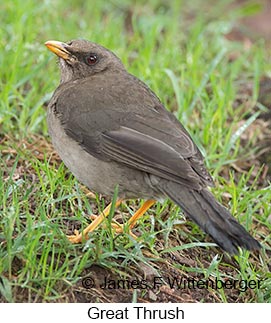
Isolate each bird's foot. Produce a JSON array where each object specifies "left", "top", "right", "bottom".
[
  {"left": 67, "top": 214, "right": 98, "bottom": 243},
  {"left": 110, "top": 222, "right": 138, "bottom": 239},
  {"left": 67, "top": 217, "right": 137, "bottom": 243},
  {"left": 67, "top": 229, "right": 84, "bottom": 244},
  {"left": 66, "top": 199, "right": 154, "bottom": 244}
]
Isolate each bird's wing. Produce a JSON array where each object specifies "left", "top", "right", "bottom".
[
  {"left": 101, "top": 128, "right": 206, "bottom": 189},
  {"left": 53, "top": 78, "right": 214, "bottom": 190}
]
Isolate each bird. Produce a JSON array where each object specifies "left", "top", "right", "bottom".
[{"left": 45, "top": 39, "right": 261, "bottom": 254}]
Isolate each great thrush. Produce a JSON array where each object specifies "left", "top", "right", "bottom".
[{"left": 45, "top": 39, "right": 261, "bottom": 254}]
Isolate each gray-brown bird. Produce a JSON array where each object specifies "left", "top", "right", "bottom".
[{"left": 45, "top": 39, "right": 261, "bottom": 254}]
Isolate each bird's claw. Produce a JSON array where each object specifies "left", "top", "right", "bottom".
[{"left": 67, "top": 229, "right": 84, "bottom": 244}]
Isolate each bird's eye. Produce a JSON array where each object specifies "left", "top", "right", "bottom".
[{"left": 86, "top": 54, "right": 98, "bottom": 65}]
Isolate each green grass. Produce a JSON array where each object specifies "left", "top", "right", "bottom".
[{"left": 0, "top": 0, "right": 271, "bottom": 303}]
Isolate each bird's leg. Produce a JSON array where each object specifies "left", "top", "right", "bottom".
[
  {"left": 68, "top": 198, "right": 123, "bottom": 243},
  {"left": 128, "top": 199, "right": 156, "bottom": 228},
  {"left": 68, "top": 199, "right": 156, "bottom": 243},
  {"left": 114, "top": 199, "right": 156, "bottom": 235}
]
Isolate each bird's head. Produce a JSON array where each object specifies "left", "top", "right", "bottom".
[{"left": 45, "top": 39, "right": 125, "bottom": 83}]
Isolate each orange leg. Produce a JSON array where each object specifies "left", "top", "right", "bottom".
[
  {"left": 68, "top": 198, "right": 123, "bottom": 243},
  {"left": 68, "top": 199, "right": 156, "bottom": 243},
  {"left": 113, "top": 199, "right": 156, "bottom": 236},
  {"left": 128, "top": 199, "right": 156, "bottom": 229}
]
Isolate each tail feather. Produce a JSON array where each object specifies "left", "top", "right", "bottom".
[{"left": 159, "top": 181, "right": 261, "bottom": 254}]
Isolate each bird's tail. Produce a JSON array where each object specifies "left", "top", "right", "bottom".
[{"left": 159, "top": 181, "right": 261, "bottom": 254}]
